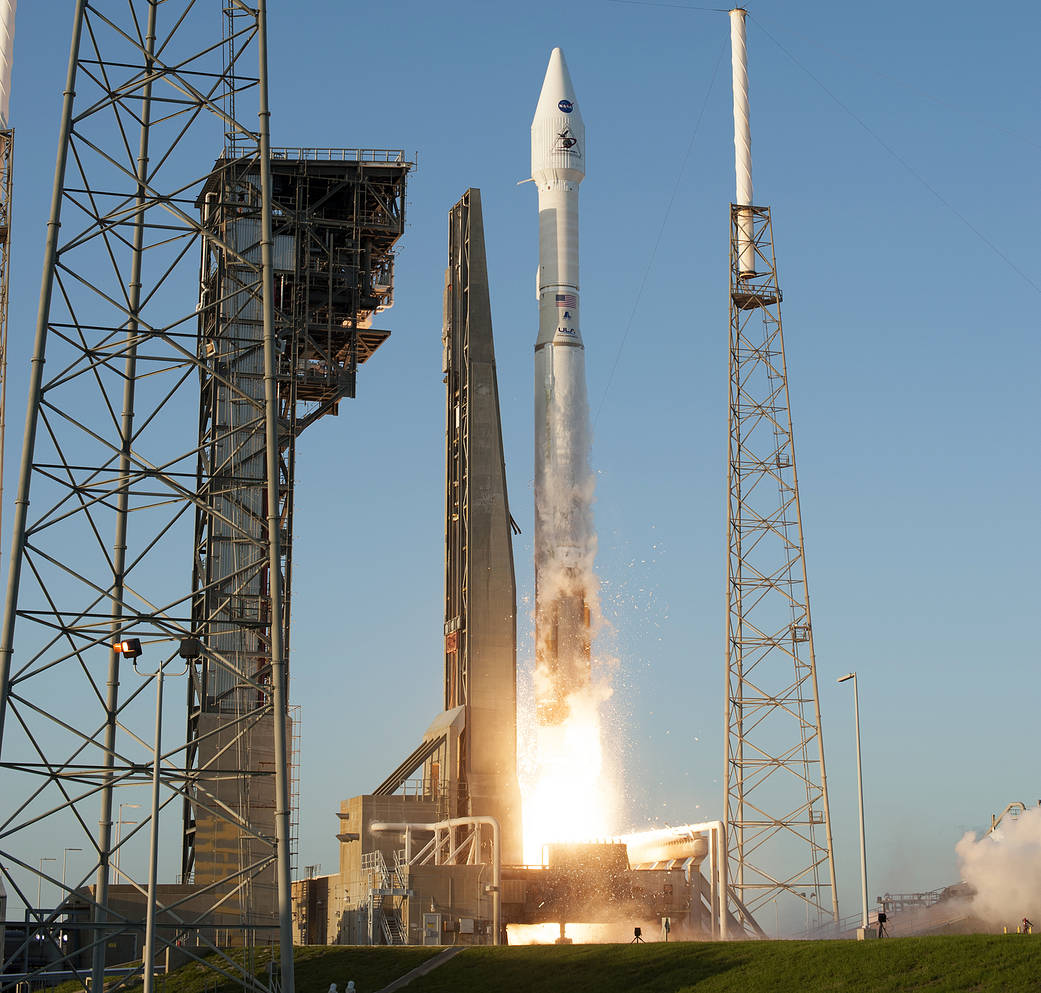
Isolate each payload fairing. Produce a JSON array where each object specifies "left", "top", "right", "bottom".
[{"left": 531, "top": 49, "right": 595, "bottom": 725}]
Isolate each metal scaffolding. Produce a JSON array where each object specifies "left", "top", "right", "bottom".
[
  {"left": 723, "top": 203, "right": 839, "bottom": 933},
  {"left": 0, "top": 4, "right": 294, "bottom": 992}
]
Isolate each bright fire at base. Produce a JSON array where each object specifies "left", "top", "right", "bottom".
[
  {"left": 519, "top": 678, "right": 616, "bottom": 865},
  {"left": 508, "top": 921, "right": 666, "bottom": 944}
]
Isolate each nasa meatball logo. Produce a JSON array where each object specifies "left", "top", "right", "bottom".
[{"left": 558, "top": 99, "right": 573, "bottom": 113}]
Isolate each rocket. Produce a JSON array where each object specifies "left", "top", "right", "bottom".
[{"left": 531, "top": 48, "right": 595, "bottom": 725}]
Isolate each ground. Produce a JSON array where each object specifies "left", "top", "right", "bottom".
[{"left": 92, "top": 934, "right": 1040, "bottom": 993}]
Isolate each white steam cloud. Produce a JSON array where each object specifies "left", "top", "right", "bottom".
[{"left": 955, "top": 806, "right": 1041, "bottom": 927}]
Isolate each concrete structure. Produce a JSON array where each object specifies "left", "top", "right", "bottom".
[
  {"left": 300, "top": 816, "right": 731, "bottom": 945},
  {"left": 291, "top": 872, "right": 330, "bottom": 945}
]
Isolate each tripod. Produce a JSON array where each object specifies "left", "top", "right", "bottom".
[{"left": 631, "top": 927, "right": 645, "bottom": 944}]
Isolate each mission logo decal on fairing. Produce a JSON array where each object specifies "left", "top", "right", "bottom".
[
  {"left": 554, "top": 128, "right": 581, "bottom": 156},
  {"left": 558, "top": 99, "right": 573, "bottom": 113}
]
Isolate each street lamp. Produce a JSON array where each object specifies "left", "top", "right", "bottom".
[
  {"left": 37, "top": 856, "right": 56, "bottom": 911},
  {"left": 116, "top": 802, "right": 141, "bottom": 875},
  {"left": 115, "top": 636, "right": 192, "bottom": 993},
  {"left": 838, "top": 672, "right": 869, "bottom": 936},
  {"left": 62, "top": 847, "right": 83, "bottom": 896}
]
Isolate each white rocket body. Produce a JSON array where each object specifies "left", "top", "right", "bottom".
[{"left": 531, "top": 48, "right": 593, "bottom": 725}]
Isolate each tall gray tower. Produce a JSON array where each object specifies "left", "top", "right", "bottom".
[{"left": 442, "top": 189, "right": 523, "bottom": 864}]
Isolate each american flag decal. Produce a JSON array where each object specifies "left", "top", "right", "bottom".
[{"left": 555, "top": 293, "right": 577, "bottom": 308}]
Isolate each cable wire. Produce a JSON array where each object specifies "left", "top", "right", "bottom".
[
  {"left": 594, "top": 36, "right": 729, "bottom": 426},
  {"left": 750, "top": 13, "right": 1041, "bottom": 297},
  {"left": 608, "top": 0, "right": 729, "bottom": 12}
]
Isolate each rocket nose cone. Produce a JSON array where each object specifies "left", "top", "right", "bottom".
[
  {"left": 531, "top": 46, "right": 586, "bottom": 180},
  {"left": 533, "top": 47, "right": 580, "bottom": 124}
]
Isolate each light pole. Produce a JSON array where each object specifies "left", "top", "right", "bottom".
[
  {"left": 838, "top": 672, "right": 869, "bottom": 935},
  {"left": 116, "top": 802, "right": 141, "bottom": 875},
  {"left": 37, "top": 856, "right": 56, "bottom": 911},
  {"left": 61, "top": 847, "right": 82, "bottom": 897},
  {"left": 115, "top": 636, "right": 191, "bottom": 993}
]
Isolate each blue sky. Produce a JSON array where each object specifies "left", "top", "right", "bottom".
[{"left": 5, "top": 0, "right": 1039, "bottom": 929}]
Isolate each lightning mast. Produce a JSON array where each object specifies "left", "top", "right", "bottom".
[
  {"left": 723, "top": 7, "right": 839, "bottom": 933},
  {"left": 0, "top": 0, "right": 14, "bottom": 553}
]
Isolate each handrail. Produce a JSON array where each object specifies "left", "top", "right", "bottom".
[{"left": 268, "top": 147, "right": 408, "bottom": 164}]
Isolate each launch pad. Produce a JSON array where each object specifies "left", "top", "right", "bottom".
[
  {"left": 289, "top": 185, "right": 732, "bottom": 948},
  {"left": 297, "top": 818, "right": 729, "bottom": 946}
]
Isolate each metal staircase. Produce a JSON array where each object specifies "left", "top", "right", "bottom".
[{"left": 362, "top": 850, "right": 408, "bottom": 945}]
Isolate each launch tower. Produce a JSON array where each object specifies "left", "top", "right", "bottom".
[
  {"left": 723, "top": 7, "right": 839, "bottom": 933},
  {"left": 184, "top": 146, "right": 411, "bottom": 906}
]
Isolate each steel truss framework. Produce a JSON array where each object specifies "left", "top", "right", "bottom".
[
  {"left": 724, "top": 204, "right": 839, "bottom": 933},
  {"left": 0, "top": 4, "right": 295, "bottom": 993}
]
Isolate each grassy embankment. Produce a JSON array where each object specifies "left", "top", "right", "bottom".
[
  {"left": 406, "top": 935, "right": 1040, "bottom": 992},
  {"left": 76, "top": 934, "right": 1041, "bottom": 993}
]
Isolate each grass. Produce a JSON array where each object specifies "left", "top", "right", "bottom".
[
  {"left": 49, "top": 946, "right": 441, "bottom": 993},
  {"left": 168, "top": 945, "right": 440, "bottom": 993},
  {"left": 51, "top": 934, "right": 1041, "bottom": 993},
  {"left": 403, "top": 935, "right": 1041, "bottom": 993}
]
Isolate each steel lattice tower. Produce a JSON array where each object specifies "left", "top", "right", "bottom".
[
  {"left": 723, "top": 204, "right": 839, "bottom": 933},
  {"left": 722, "top": 7, "right": 838, "bottom": 935},
  {"left": 0, "top": 4, "right": 295, "bottom": 992}
]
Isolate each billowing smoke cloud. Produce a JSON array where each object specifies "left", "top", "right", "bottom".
[{"left": 955, "top": 806, "right": 1041, "bottom": 927}]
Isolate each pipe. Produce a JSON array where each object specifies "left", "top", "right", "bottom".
[
  {"left": 617, "top": 821, "right": 727, "bottom": 939},
  {"left": 142, "top": 663, "right": 164, "bottom": 993},
  {"left": 729, "top": 7, "right": 755, "bottom": 277},
  {"left": 255, "top": 3, "right": 296, "bottom": 989},
  {"left": 370, "top": 817, "right": 501, "bottom": 946},
  {"left": 717, "top": 820, "right": 728, "bottom": 939}
]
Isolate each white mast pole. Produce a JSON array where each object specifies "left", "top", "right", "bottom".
[
  {"left": 730, "top": 7, "right": 755, "bottom": 277},
  {"left": 0, "top": 0, "right": 16, "bottom": 129}
]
